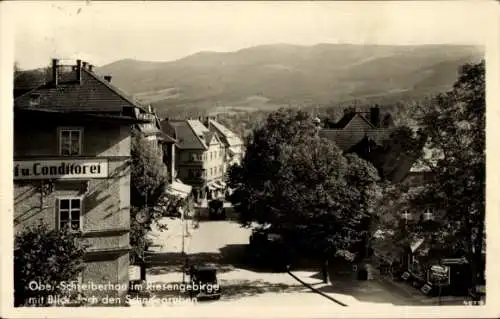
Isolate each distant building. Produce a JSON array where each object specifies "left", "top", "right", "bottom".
[
  {"left": 13, "top": 59, "right": 150, "bottom": 303},
  {"left": 319, "top": 106, "right": 393, "bottom": 152},
  {"left": 160, "top": 118, "right": 226, "bottom": 202},
  {"left": 319, "top": 106, "right": 427, "bottom": 183},
  {"left": 132, "top": 105, "right": 192, "bottom": 200},
  {"left": 202, "top": 116, "right": 245, "bottom": 171}
]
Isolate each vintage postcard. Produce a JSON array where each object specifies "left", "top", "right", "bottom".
[{"left": 1, "top": 1, "right": 498, "bottom": 318}]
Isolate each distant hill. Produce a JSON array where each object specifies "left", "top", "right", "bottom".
[{"left": 38, "top": 43, "right": 490, "bottom": 115}]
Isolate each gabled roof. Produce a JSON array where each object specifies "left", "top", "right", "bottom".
[
  {"left": 161, "top": 119, "right": 225, "bottom": 150},
  {"left": 208, "top": 119, "right": 243, "bottom": 146},
  {"left": 14, "top": 67, "right": 147, "bottom": 113},
  {"left": 330, "top": 112, "right": 376, "bottom": 129},
  {"left": 204, "top": 131, "right": 218, "bottom": 145},
  {"left": 166, "top": 120, "right": 207, "bottom": 150}
]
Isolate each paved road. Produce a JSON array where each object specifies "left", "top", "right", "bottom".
[
  {"left": 144, "top": 219, "right": 341, "bottom": 307},
  {"left": 142, "top": 219, "right": 436, "bottom": 308}
]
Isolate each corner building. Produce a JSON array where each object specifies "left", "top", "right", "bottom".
[{"left": 13, "top": 59, "right": 149, "bottom": 303}]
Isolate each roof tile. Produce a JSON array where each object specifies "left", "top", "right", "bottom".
[
  {"left": 163, "top": 120, "right": 207, "bottom": 150},
  {"left": 14, "top": 68, "right": 145, "bottom": 113},
  {"left": 208, "top": 119, "right": 244, "bottom": 147}
]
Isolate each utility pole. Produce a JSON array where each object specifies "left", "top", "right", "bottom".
[{"left": 181, "top": 207, "right": 186, "bottom": 283}]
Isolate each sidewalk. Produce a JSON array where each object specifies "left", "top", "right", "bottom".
[
  {"left": 147, "top": 217, "right": 193, "bottom": 253},
  {"left": 375, "top": 273, "right": 467, "bottom": 306},
  {"left": 290, "top": 265, "right": 466, "bottom": 307}
]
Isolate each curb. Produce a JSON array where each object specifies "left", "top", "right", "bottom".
[{"left": 287, "top": 270, "right": 348, "bottom": 307}]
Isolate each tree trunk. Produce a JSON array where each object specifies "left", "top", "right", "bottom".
[
  {"left": 321, "top": 259, "right": 329, "bottom": 283},
  {"left": 140, "top": 261, "right": 146, "bottom": 281},
  {"left": 464, "top": 208, "right": 483, "bottom": 295}
]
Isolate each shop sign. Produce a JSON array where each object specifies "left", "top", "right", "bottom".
[
  {"left": 428, "top": 265, "right": 450, "bottom": 286},
  {"left": 14, "top": 159, "right": 108, "bottom": 180},
  {"left": 421, "top": 283, "right": 433, "bottom": 295},
  {"left": 401, "top": 272, "right": 411, "bottom": 280}
]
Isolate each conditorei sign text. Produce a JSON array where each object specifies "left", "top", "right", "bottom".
[{"left": 14, "top": 159, "right": 108, "bottom": 180}]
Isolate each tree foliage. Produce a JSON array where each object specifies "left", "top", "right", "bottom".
[
  {"left": 14, "top": 222, "right": 88, "bottom": 306},
  {"left": 410, "top": 60, "right": 486, "bottom": 287},
  {"left": 129, "top": 129, "right": 183, "bottom": 264},
  {"left": 131, "top": 128, "right": 169, "bottom": 207},
  {"left": 228, "top": 108, "right": 380, "bottom": 259},
  {"left": 373, "top": 60, "right": 486, "bottom": 288}
]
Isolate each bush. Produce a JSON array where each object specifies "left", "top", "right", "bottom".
[{"left": 14, "top": 222, "right": 88, "bottom": 306}]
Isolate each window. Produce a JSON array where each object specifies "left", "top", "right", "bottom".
[
  {"left": 191, "top": 153, "right": 197, "bottom": 161},
  {"left": 59, "top": 127, "right": 83, "bottom": 156},
  {"left": 58, "top": 197, "right": 82, "bottom": 231}
]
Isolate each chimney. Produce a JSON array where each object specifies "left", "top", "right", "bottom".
[
  {"left": 88, "top": 64, "right": 94, "bottom": 72},
  {"left": 82, "top": 61, "right": 88, "bottom": 69},
  {"left": 104, "top": 75, "right": 112, "bottom": 83},
  {"left": 76, "top": 59, "right": 82, "bottom": 84},
  {"left": 52, "top": 58, "right": 59, "bottom": 87},
  {"left": 370, "top": 106, "right": 380, "bottom": 128}
]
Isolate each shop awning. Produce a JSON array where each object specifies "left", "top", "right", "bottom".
[
  {"left": 212, "top": 180, "right": 225, "bottom": 189},
  {"left": 166, "top": 180, "right": 192, "bottom": 199}
]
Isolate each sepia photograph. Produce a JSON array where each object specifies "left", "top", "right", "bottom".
[{"left": 1, "top": 0, "right": 498, "bottom": 317}]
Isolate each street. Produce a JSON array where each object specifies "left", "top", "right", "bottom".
[
  {"left": 139, "top": 218, "right": 442, "bottom": 308},
  {"left": 142, "top": 219, "right": 343, "bottom": 307}
]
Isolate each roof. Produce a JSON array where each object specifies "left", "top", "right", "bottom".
[
  {"left": 204, "top": 131, "right": 218, "bottom": 145},
  {"left": 161, "top": 119, "right": 226, "bottom": 150},
  {"left": 167, "top": 120, "right": 207, "bottom": 150},
  {"left": 319, "top": 129, "right": 391, "bottom": 151},
  {"left": 208, "top": 119, "right": 244, "bottom": 146},
  {"left": 331, "top": 112, "right": 376, "bottom": 129},
  {"left": 187, "top": 119, "right": 209, "bottom": 136},
  {"left": 14, "top": 67, "right": 147, "bottom": 113},
  {"left": 166, "top": 180, "right": 192, "bottom": 199}
]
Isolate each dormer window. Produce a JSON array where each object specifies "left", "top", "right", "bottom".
[{"left": 29, "top": 93, "right": 41, "bottom": 106}]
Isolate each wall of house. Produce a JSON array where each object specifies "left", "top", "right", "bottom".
[
  {"left": 13, "top": 120, "right": 131, "bottom": 292},
  {"left": 203, "top": 142, "right": 225, "bottom": 182},
  {"left": 176, "top": 149, "right": 204, "bottom": 185}
]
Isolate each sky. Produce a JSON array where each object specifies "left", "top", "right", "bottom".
[{"left": 7, "top": 1, "right": 496, "bottom": 70}]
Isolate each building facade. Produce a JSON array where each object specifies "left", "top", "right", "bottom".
[
  {"left": 13, "top": 59, "right": 149, "bottom": 303},
  {"left": 202, "top": 117, "right": 245, "bottom": 172},
  {"left": 160, "top": 119, "right": 226, "bottom": 202}
]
